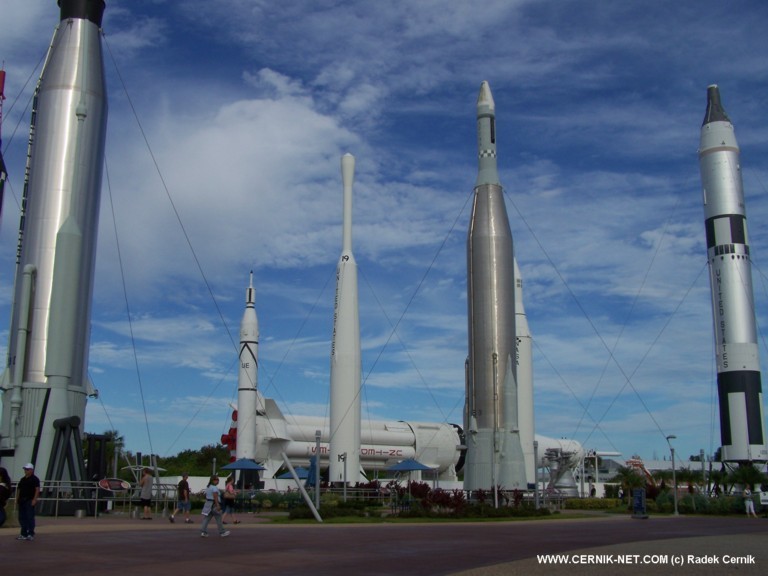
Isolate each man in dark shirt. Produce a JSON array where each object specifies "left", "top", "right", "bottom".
[
  {"left": 170, "top": 472, "right": 192, "bottom": 524},
  {"left": 17, "top": 463, "right": 40, "bottom": 541}
]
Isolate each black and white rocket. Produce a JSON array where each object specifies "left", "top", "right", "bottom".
[
  {"left": 699, "top": 85, "right": 768, "bottom": 463},
  {"left": 0, "top": 0, "right": 108, "bottom": 481},
  {"left": 465, "top": 81, "right": 527, "bottom": 490}
]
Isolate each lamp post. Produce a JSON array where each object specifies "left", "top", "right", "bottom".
[
  {"left": 315, "top": 430, "right": 321, "bottom": 510},
  {"left": 666, "top": 435, "right": 678, "bottom": 516},
  {"left": 533, "top": 440, "right": 539, "bottom": 510}
]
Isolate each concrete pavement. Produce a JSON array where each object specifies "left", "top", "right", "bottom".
[{"left": 1, "top": 511, "right": 766, "bottom": 575}]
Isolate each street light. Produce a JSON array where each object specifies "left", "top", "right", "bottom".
[
  {"left": 314, "top": 430, "right": 321, "bottom": 510},
  {"left": 533, "top": 440, "right": 539, "bottom": 510},
  {"left": 666, "top": 435, "right": 678, "bottom": 516}
]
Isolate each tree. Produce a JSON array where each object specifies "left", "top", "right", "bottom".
[
  {"left": 728, "top": 464, "right": 768, "bottom": 492},
  {"left": 610, "top": 466, "right": 645, "bottom": 502},
  {"left": 160, "top": 444, "right": 231, "bottom": 476}
]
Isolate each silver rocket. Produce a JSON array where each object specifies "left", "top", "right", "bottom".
[
  {"left": 465, "top": 81, "right": 527, "bottom": 490},
  {"left": 236, "top": 272, "right": 260, "bottom": 461},
  {"left": 0, "top": 0, "right": 108, "bottom": 482},
  {"left": 329, "top": 153, "right": 362, "bottom": 484},
  {"left": 699, "top": 85, "right": 768, "bottom": 463}
]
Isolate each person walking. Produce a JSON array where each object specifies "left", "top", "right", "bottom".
[
  {"left": 0, "top": 467, "right": 12, "bottom": 528},
  {"left": 744, "top": 485, "right": 758, "bottom": 518},
  {"left": 139, "top": 468, "right": 154, "bottom": 520},
  {"left": 16, "top": 463, "right": 40, "bottom": 541},
  {"left": 200, "top": 475, "right": 229, "bottom": 538},
  {"left": 170, "top": 472, "right": 192, "bottom": 523},
  {"left": 221, "top": 475, "right": 240, "bottom": 524}
]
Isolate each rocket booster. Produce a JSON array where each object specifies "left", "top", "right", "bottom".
[
  {"left": 699, "top": 85, "right": 768, "bottom": 463},
  {"left": 236, "top": 272, "right": 260, "bottom": 461},
  {"left": 465, "top": 81, "right": 527, "bottom": 490},
  {"left": 329, "top": 153, "right": 363, "bottom": 484},
  {"left": 0, "top": 0, "right": 108, "bottom": 481},
  {"left": 514, "top": 258, "right": 536, "bottom": 484}
]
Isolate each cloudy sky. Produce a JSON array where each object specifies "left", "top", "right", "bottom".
[{"left": 1, "top": 0, "right": 767, "bottom": 467}]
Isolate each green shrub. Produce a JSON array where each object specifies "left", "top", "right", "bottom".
[
  {"left": 563, "top": 498, "right": 621, "bottom": 510},
  {"left": 654, "top": 492, "right": 745, "bottom": 515},
  {"left": 396, "top": 502, "right": 551, "bottom": 519},
  {"left": 288, "top": 503, "right": 369, "bottom": 520}
]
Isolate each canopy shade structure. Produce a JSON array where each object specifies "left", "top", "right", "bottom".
[
  {"left": 220, "top": 458, "right": 266, "bottom": 471},
  {"left": 386, "top": 459, "right": 434, "bottom": 472}
]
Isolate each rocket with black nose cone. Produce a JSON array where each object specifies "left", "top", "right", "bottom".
[
  {"left": 0, "top": 0, "right": 108, "bottom": 482},
  {"left": 699, "top": 85, "right": 768, "bottom": 463},
  {"left": 465, "top": 81, "right": 527, "bottom": 490}
]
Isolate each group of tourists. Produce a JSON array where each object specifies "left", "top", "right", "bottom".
[
  {"left": 139, "top": 469, "right": 241, "bottom": 537},
  {"left": 0, "top": 464, "right": 244, "bottom": 541}
]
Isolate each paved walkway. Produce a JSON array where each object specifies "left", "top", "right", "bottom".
[{"left": 1, "top": 511, "right": 766, "bottom": 575}]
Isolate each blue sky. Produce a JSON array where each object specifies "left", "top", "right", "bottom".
[{"left": 1, "top": 0, "right": 768, "bottom": 466}]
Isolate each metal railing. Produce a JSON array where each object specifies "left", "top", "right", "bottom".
[{"left": 7, "top": 480, "right": 180, "bottom": 519}]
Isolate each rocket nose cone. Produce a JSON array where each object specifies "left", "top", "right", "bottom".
[
  {"left": 59, "top": 0, "right": 106, "bottom": 26},
  {"left": 477, "top": 81, "right": 495, "bottom": 114},
  {"left": 703, "top": 84, "right": 730, "bottom": 126}
]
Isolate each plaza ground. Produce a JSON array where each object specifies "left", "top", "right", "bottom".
[{"left": 1, "top": 510, "right": 766, "bottom": 575}]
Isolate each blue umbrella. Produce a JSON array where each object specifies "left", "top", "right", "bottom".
[
  {"left": 220, "top": 458, "right": 266, "bottom": 496},
  {"left": 220, "top": 458, "right": 266, "bottom": 471},
  {"left": 277, "top": 466, "right": 309, "bottom": 480},
  {"left": 386, "top": 459, "right": 433, "bottom": 472}
]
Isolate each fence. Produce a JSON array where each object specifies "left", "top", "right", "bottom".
[{"left": 6, "top": 479, "right": 179, "bottom": 519}]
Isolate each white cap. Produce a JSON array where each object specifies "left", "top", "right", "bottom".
[{"left": 23, "top": 463, "right": 34, "bottom": 469}]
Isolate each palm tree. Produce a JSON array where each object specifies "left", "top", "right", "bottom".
[
  {"left": 728, "top": 464, "right": 768, "bottom": 492},
  {"left": 610, "top": 466, "right": 645, "bottom": 503},
  {"left": 709, "top": 468, "right": 726, "bottom": 496}
]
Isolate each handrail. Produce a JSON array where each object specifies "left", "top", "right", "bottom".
[{"left": 8, "top": 479, "right": 179, "bottom": 518}]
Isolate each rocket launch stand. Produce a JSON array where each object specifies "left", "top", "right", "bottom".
[{"left": 39, "top": 416, "right": 89, "bottom": 515}]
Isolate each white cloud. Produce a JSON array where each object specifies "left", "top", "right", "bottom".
[{"left": 2, "top": 0, "right": 768, "bottom": 464}]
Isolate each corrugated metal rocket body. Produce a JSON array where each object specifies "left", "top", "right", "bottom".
[
  {"left": 699, "top": 85, "right": 768, "bottom": 463},
  {"left": 465, "top": 82, "right": 527, "bottom": 490},
  {"left": 0, "top": 0, "right": 107, "bottom": 481},
  {"left": 329, "top": 153, "right": 363, "bottom": 484},
  {"left": 236, "top": 273, "right": 260, "bottom": 461}
]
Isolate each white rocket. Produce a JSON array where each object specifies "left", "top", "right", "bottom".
[
  {"left": 328, "top": 153, "right": 363, "bottom": 484},
  {"left": 236, "top": 272, "right": 260, "bottom": 461},
  {"left": 699, "top": 85, "right": 768, "bottom": 463},
  {"left": 234, "top": 154, "right": 463, "bottom": 482},
  {"left": 0, "top": 0, "right": 107, "bottom": 482},
  {"left": 514, "top": 259, "right": 536, "bottom": 484}
]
